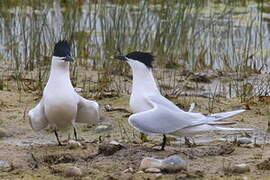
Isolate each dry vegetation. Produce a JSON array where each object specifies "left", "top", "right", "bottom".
[{"left": 0, "top": 0, "right": 270, "bottom": 179}]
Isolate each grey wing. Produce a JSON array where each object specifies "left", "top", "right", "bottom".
[
  {"left": 128, "top": 95, "right": 206, "bottom": 134},
  {"left": 76, "top": 96, "right": 100, "bottom": 124},
  {"left": 150, "top": 94, "right": 185, "bottom": 112},
  {"left": 28, "top": 99, "right": 48, "bottom": 131},
  {"left": 149, "top": 95, "right": 246, "bottom": 122}
]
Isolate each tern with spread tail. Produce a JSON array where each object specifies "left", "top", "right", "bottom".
[{"left": 115, "top": 51, "right": 252, "bottom": 150}]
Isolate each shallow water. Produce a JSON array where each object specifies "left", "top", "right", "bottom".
[{"left": 0, "top": 0, "right": 270, "bottom": 71}]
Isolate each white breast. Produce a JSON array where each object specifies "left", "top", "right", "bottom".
[
  {"left": 129, "top": 92, "right": 153, "bottom": 113},
  {"left": 43, "top": 86, "right": 78, "bottom": 129},
  {"left": 127, "top": 60, "right": 160, "bottom": 113}
]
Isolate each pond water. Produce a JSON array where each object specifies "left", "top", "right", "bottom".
[{"left": 0, "top": 0, "right": 270, "bottom": 72}]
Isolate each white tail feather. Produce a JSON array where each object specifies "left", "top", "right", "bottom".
[
  {"left": 208, "top": 109, "right": 245, "bottom": 121},
  {"left": 188, "top": 103, "right": 195, "bottom": 112},
  {"left": 208, "top": 122, "right": 236, "bottom": 125},
  {"left": 215, "top": 126, "right": 253, "bottom": 131}
]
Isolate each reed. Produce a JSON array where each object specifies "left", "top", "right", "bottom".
[{"left": 0, "top": 0, "right": 269, "bottom": 99}]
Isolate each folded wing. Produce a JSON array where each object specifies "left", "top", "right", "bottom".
[
  {"left": 76, "top": 96, "right": 100, "bottom": 124},
  {"left": 28, "top": 99, "right": 48, "bottom": 131},
  {"left": 128, "top": 95, "right": 206, "bottom": 134},
  {"left": 128, "top": 95, "right": 248, "bottom": 134}
]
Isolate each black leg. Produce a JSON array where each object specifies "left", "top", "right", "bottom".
[
  {"left": 54, "top": 131, "right": 62, "bottom": 146},
  {"left": 161, "top": 134, "right": 167, "bottom": 151},
  {"left": 73, "top": 127, "right": 78, "bottom": 141}
]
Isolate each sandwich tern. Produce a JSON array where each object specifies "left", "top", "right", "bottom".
[
  {"left": 28, "top": 40, "right": 100, "bottom": 145},
  {"left": 115, "top": 51, "right": 252, "bottom": 150}
]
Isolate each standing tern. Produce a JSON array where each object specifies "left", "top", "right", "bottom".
[
  {"left": 28, "top": 40, "right": 100, "bottom": 145},
  {"left": 115, "top": 51, "right": 252, "bottom": 150}
]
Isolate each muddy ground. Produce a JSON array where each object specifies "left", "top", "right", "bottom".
[{"left": 0, "top": 88, "right": 270, "bottom": 180}]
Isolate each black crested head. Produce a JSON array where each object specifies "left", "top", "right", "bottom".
[
  {"left": 53, "top": 40, "right": 71, "bottom": 57},
  {"left": 126, "top": 51, "right": 154, "bottom": 68}
]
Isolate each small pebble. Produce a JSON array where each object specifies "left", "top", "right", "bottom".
[
  {"left": 123, "top": 167, "right": 134, "bottom": 173},
  {"left": 109, "top": 140, "right": 123, "bottom": 146},
  {"left": 0, "top": 160, "right": 11, "bottom": 171},
  {"left": 231, "top": 163, "right": 250, "bottom": 174},
  {"left": 144, "top": 168, "right": 161, "bottom": 173},
  {"left": 236, "top": 138, "right": 252, "bottom": 145},
  {"left": 139, "top": 158, "right": 162, "bottom": 170},
  {"left": 160, "top": 155, "right": 187, "bottom": 172},
  {"left": 64, "top": 166, "right": 82, "bottom": 177},
  {"left": 95, "top": 125, "right": 112, "bottom": 133},
  {"left": 137, "top": 170, "right": 144, "bottom": 174},
  {"left": 140, "top": 155, "right": 187, "bottom": 173},
  {"left": 152, "top": 146, "right": 163, "bottom": 151},
  {"left": 67, "top": 140, "right": 81, "bottom": 149},
  {"left": 104, "top": 104, "right": 113, "bottom": 111}
]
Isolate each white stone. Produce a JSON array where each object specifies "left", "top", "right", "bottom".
[
  {"left": 104, "top": 104, "right": 113, "bottom": 111},
  {"left": 144, "top": 168, "right": 161, "bottom": 173},
  {"left": 139, "top": 155, "right": 187, "bottom": 173},
  {"left": 67, "top": 140, "right": 81, "bottom": 149},
  {"left": 109, "top": 140, "right": 123, "bottom": 146},
  {"left": 64, "top": 166, "right": 82, "bottom": 177},
  {"left": 139, "top": 157, "right": 162, "bottom": 170},
  {"left": 237, "top": 138, "right": 252, "bottom": 145},
  {"left": 0, "top": 160, "right": 10, "bottom": 169},
  {"left": 231, "top": 163, "right": 250, "bottom": 174},
  {"left": 160, "top": 155, "right": 187, "bottom": 172},
  {"left": 95, "top": 125, "right": 112, "bottom": 133},
  {"left": 123, "top": 167, "right": 134, "bottom": 173}
]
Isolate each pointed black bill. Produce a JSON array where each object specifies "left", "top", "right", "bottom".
[
  {"left": 114, "top": 55, "right": 127, "bottom": 61},
  {"left": 64, "top": 55, "right": 74, "bottom": 62}
]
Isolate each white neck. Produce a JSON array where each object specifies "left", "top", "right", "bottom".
[
  {"left": 47, "top": 57, "right": 72, "bottom": 87},
  {"left": 129, "top": 61, "right": 160, "bottom": 95}
]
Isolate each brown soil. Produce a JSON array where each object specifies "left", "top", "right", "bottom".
[{"left": 0, "top": 89, "right": 270, "bottom": 179}]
